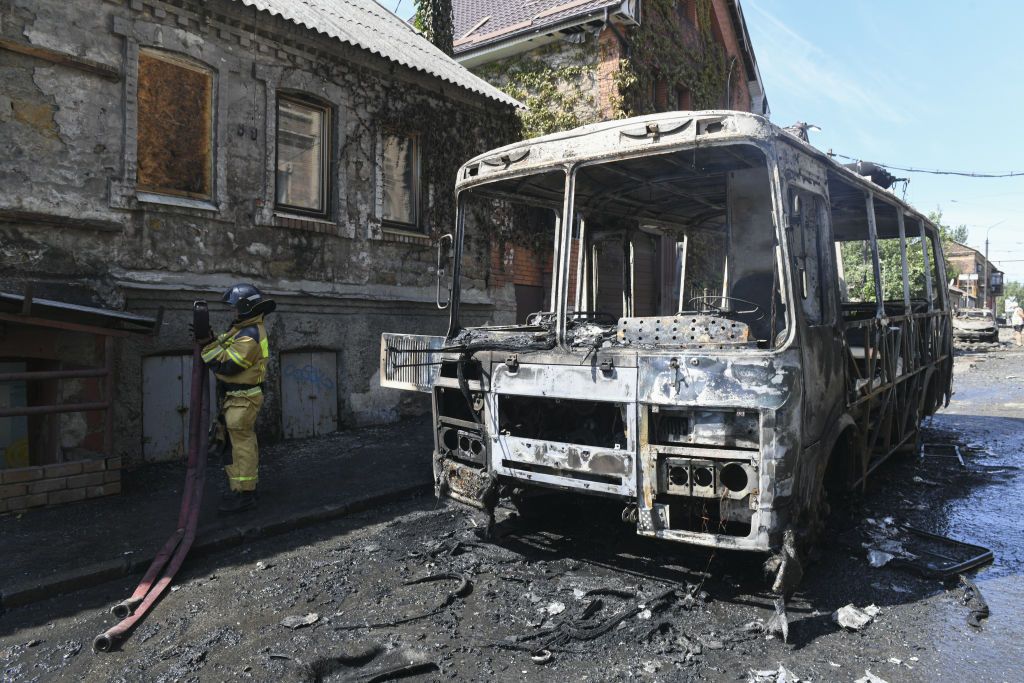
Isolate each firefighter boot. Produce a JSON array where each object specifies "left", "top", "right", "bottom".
[{"left": 217, "top": 490, "right": 257, "bottom": 515}]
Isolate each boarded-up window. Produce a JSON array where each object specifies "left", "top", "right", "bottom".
[
  {"left": 137, "top": 50, "right": 213, "bottom": 198},
  {"left": 276, "top": 96, "right": 329, "bottom": 215},
  {"left": 382, "top": 134, "right": 420, "bottom": 228}
]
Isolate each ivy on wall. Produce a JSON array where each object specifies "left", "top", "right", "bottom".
[
  {"left": 367, "top": 83, "right": 520, "bottom": 240},
  {"left": 413, "top": 0, "right": 455, "bottom": 56},
  {"left": 614, "top": 0, "right": 728, "bottom": 117},
  {"left": 474, "top": 41, "right": 601, "bottom": 139}
]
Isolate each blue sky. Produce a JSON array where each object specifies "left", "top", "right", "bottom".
[{"left": 379, "top": 0, "right": 1023, "bottom": 281}]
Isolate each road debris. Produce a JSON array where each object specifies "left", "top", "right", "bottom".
[
  {"left": 747, "top": 663, "right": 803, "bottom": 682},
  {"left": 334, "top": 573, "right": 472, "bottom": 630},
  {"left": 302, "top": 644, "right": 439, "bottom": 683},
  {"left": 501, "top": 586, "right": 679, "bottom": 663},
  {"left": 544, "top": 601, "right": 566, "bottom": 616},
  {"left": 281, "top": 613, "right": 320, "bottom": 629},
  {"left": 867, "top": 549, "right": 895, "bottom": 567},
  {"left": 764, "top": 529, "right": 802, "bottom": 643},
  {"left": 959, "top": 575, "right": 990, "bottom": 628},
  {"left": 861, "top": 519, "right": 993, "bottom": 578},
  {"left": 854, "top": 671, "right": 888, "bottom": 683},
  {"left": 832, "top": 604, "right": 879, "bottom": 631}
]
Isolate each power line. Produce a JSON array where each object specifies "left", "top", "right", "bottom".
[{"left": 829, "top": 152, "right": 1024, "bottom": 178}]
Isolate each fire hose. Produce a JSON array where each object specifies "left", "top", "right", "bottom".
[{"left": 93, "top": 301, "right": 212, "bottom": 652}]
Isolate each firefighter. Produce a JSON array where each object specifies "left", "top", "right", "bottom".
[{"left": 200, "top": 283, "right": 275, "bottom": 514}]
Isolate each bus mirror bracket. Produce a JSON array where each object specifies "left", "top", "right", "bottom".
[{"left": 436, "top": 233, "right": 453, "bottom": 310}]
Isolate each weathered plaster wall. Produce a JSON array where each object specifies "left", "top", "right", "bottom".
[{"left": 0, "top": 0, "right": 519, "bottom": 464}]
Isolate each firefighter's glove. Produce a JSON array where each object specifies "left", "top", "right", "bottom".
[{"left": 189, "top": 322, "right": 214, "bottom": 345}]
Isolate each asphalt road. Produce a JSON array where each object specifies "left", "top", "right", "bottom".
[{"left": 2, "top": 332, "right": 1023, "bottom": 682}]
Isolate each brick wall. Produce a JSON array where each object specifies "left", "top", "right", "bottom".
[
  {"left": 596, "top": 28, "right": 623, "bottom": 118},
  {"left": 710, "top": 0, "right": 753, "bottom": 112},
  {"left": 0, "top": 455, "right": 122, "bottom": 513},
  {"left": 491, "top": 239, "right": 582, "bottom": 316}
]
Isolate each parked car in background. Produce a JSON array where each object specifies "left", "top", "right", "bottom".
[{"left": 953, "top": 308, "right": 998, "bottom": 342}]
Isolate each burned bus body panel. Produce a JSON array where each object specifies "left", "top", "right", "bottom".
[{"left": 379, "top": 111, "right": 953, "bottom": 556}]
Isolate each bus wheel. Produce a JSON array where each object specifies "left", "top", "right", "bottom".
[
  {"left": 804, "top": 432, "right": 857, "bottom": 547},
  {"left": 509, "top": 486, "right": 547, "bottom": 520}
]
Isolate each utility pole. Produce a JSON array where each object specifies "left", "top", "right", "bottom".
[
  {"left": 984, "top": 235, "right": 989, "bottom": 309},
  {"left": 981, "top": 220, "right": 1006, "bottom": 309}
]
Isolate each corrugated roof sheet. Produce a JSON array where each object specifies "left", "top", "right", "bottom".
[
  {"left": 452, "top": 0, "right": 620, "bottom": 53},
  {"left": 236, "top": 0, "right": 520, "bottom": 107},
  {"left": 0, "top": 292, "right": 158, "bottom": 334}
]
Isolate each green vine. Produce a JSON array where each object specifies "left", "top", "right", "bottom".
[
  {"left": 370, "top": 87, "right": 519, "bottom": 241},
  {"left": 412, "top": 0, "right": 454, "bottom": 56},
  {"left": 475, "top": 41, "right": 600, "bottom": 139},
  {"left": 613, "top": 0, "right": 729, "bottom": 117}
]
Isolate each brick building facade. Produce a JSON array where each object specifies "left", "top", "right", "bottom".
[
  {"left": 946, "top": 240, "right": 1003, "bottom": 309},
  {"left": 0, "top": 0, "right": 520, "bottom": 507}
]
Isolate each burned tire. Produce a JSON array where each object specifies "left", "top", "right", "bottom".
[
  {"left": 802, "top": 430, "right": 857, "bottom": 549},
  {"left": 509, "top": 487, "right": 548, "bottom": 520}
]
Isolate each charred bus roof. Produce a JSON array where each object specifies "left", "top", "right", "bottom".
[{"left": 456, "top": 110, "right": 939, "bottom": 234}]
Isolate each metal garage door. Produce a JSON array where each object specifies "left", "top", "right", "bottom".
[
  {"left": 142, "top": 355, "right": 210, "bottom": 462},
  {"left": 280, "top": 350, "right": 338, "bottom": 439}
]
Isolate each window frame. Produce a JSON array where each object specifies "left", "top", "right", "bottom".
[
  {"left": 380, "top": 132, "right": 423, "bottom": 232},
  {"left": 135, "top": 48, "right": 215, "bottom": 201},
  {"left": 274, "top": 93, "right": 332, "bottom": 218}
]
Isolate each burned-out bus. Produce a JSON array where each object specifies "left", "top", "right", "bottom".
[{"left": 381, "top": 111, "right": 952, "bottom": 558}]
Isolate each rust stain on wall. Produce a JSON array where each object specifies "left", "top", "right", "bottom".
[{"left": 12, "top": 99, "right": 58, "bottom": 138}]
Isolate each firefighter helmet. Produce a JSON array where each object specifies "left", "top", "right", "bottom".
[{"left": 221, "top": 283, "right": 275, "bottom": 317}]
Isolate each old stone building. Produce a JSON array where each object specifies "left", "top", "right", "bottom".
[
  {"left": 946, "top": 240, "right": 1003, "bottom": 309},
  {"left": 0, "top": 0, "right": 520, "bottom": 484},
  {"left": 452, "top": 0, "right": 768, "bottom": 319}
]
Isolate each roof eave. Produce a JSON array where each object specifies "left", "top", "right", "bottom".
[{"left": 454, "top": 4, "right": 617, "bottom": 63}]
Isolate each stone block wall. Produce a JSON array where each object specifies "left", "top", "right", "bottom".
[
  {"left": 0, "top": 455, "right": 122, "bottom": 513},
  {"left": 0, "top": 0, "right": 520, "bottom": 468}
]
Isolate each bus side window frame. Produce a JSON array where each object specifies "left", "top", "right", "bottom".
[{"left": 787, "top": 186, "right": 836, "bottom": 327}]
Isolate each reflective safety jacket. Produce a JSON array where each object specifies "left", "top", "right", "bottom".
[{"left": 201, "top": 314, "right": 269, "bottom": 396}]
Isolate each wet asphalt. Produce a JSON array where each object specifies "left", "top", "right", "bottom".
[{"left": 1, "top": 332, "right": 1023, "bottom": 682}]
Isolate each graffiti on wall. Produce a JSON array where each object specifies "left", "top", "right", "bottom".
[{"left": 285, "top": 363, "right": 336, "bottom": 394}]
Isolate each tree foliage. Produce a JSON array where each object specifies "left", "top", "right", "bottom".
[
  {"left": 927, "top": 209, "right": 968, "bottom": 281},
  {"left": 839, "top": 209, "right": 969, "bottom": 303},
  {"left": 840, "top": 239, "right": 930, "bottom": 302},
  {"left": 413, "top": 0, "right": 454, "bottom": 56},
  {"left": 996, "top": 281, "right": 1023, "bottom": 314}
]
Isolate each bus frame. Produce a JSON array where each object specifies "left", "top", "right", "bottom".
[{"left": 381, "top": 111, "right": 953, "bottom": 567}]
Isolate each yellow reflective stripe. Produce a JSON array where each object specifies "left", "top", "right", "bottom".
[
  {"left": 201, "top": 346, "right": 222, "bottom": 362},
  {"left": 259, "top": 337, "right": 269, "bottom": 358},
  {"left": 230, "top": 476, "right": 258, "bottom": 481},
  {"left": 225, "top": 347, "right": 252, "bottom": 369},
  {"left": 225, "top": 386, "right": 262, "bottom": 397}
]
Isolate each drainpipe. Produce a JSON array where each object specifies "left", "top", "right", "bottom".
[
  {"left": 724, "top": 55, "right": 737, "bottom": 109},
  {"left": 603, "top": 8, "right": 631, "bottom": 58}
]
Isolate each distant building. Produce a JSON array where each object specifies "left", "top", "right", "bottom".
[
  {"left": 452, "top": 0, "right": 768, "bottom": 321},
  {"left": 947, "top": 281, "right": 973, "bottom": 310},
  {"left": 0, "top": 0, "right": 520, "bottom": 500},
  {"left": 946, "top": 241, "right": 1003, "bottom": 309}
]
